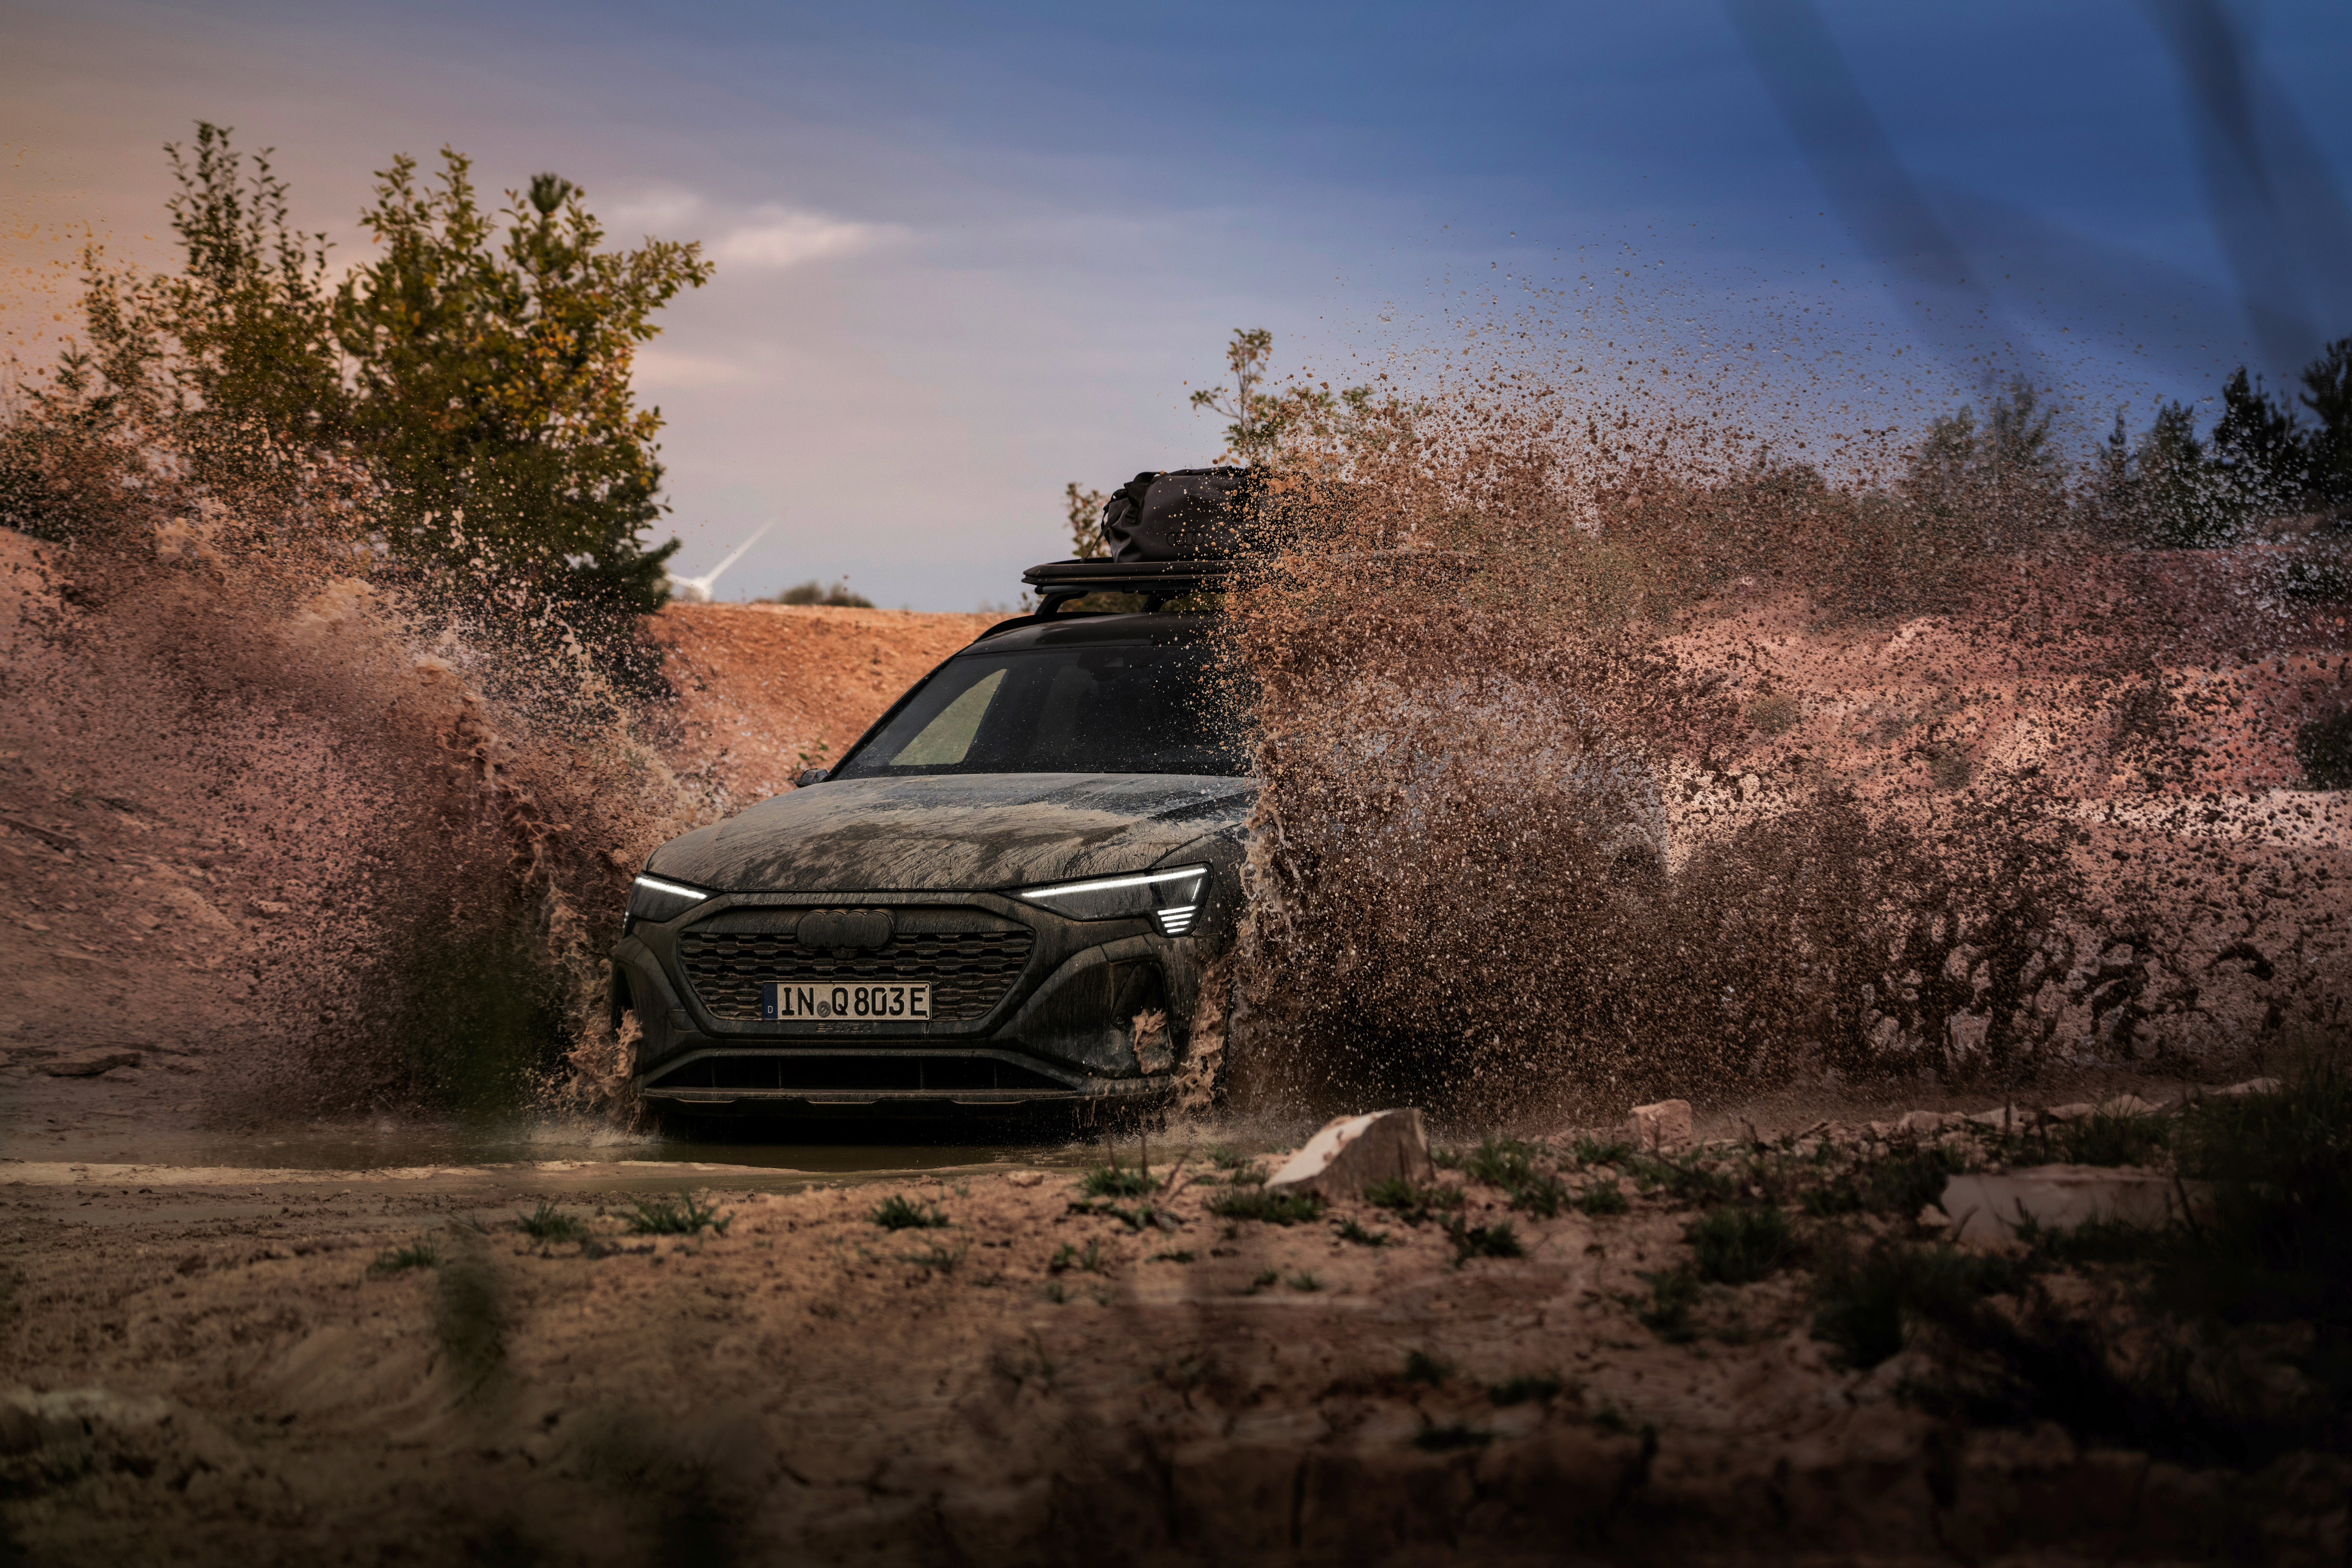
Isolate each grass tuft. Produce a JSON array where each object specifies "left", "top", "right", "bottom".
[
  {"left": 1207, "top": 1188, "right": 1324, "bottom": 1225},
  {"left": 2054, "top": 1111, "right": 2172, "bottom": 1168},
  {"left": 370, "top": 1242, "right": 439, "bottom": 1275},
  {"left": 1334, "top": 1217, "right": 1391, "bottom": 1248},
  {"left": 625, "top": 1192, "right": 732, "bottom": 1236},
  {"left": 1403, "top": 1349, "right": 1452, "bottom": 1386},
  {"left": 1080, "top": 1159, "right": 1161, "bottom": 1199},
  {"left": 1686, "top": 1206, "right": 1803, "bottom": 1285},
  {"left": 1577, "top": 1182, "right": 1630, "bottom": 1216},
  {"left": 1364, "top": 1177, "right": 1465, "bottom": 1225},
  {"left": 868, "top": 1194, "right": 950, "bottom": 1231},
  {"left": 1444, "top": 1216, "right": 1524, "bottom": 1265},
  {"left": 516, "top": 1201, "right": 589, "bottom": 1246}
]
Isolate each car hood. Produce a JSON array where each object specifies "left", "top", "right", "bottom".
[{"left": 646, "top": 773, "right": 1258, "bottom": 894}]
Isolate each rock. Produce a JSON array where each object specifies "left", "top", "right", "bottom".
[
  {"left": 1945, "top": 1012, "right": 1990, "bottom": 1062},
  {"left": 2094, "top": 1094, "right": 2165, "bottom": 1119},
  {"left": 38, "top": 1047, "right": 143, "bottom": 1077},
  {"left": 1898, "top": 1110, "right": 1949, "bottom": 1134},
  {"left": 2046, "top": 1102, "right": 2095, "bottom": 1122},
  {"left": 1002, "top": 1170, "right": 1044, "bottom": 1188},
  {"left": 1266, "top": 1109, "right": 1433, "bottom": 1199},
  {"left": 2210, "top": 1076, "right": 2282, "bottom": 1099},
  {"left": 1940, "top": 1165, "right": 2206, "bottom": 1245},
  {"left": 1622, "top": 1099, "right": 1694, "bottom": 1153}
]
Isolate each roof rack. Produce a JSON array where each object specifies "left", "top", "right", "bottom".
[{"left": 1020, "top": 558, "right": 1237, "bottom": 616}]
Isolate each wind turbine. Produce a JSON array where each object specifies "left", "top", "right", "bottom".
[{"left": 666, "top": 519, "right": 776, "bottom": 603}]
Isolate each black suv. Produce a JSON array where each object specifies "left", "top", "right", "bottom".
[{"left": 612, "top": 561, "right": 1250, "bottom": 1114}]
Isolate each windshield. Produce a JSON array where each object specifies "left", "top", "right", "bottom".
[{"left": 833, "top": 643, "right": 1254, "bottom": 779}]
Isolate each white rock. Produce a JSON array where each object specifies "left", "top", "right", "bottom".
[
  {"left": 1941, "top": 1164, "right": 2205, "bottom": 1245},
  {"left": 2209, "top": 1077, "right": 2282, "bottom": 1099},
  {"left": 1265, "top": 1109, "right": 1433, "bottom": 1199},
  {"left": 1623, "top": 1099, "right": 1694, "bottom": 1153}
]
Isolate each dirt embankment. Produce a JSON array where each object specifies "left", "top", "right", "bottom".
[{"left": 648, "top": 603, "right": 1002, "bottom": 806}]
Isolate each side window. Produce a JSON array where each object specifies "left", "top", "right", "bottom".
[{"left": 888, "top": 669, "right": 1005, "bottom": 766}]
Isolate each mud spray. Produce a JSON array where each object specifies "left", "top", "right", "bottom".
[
  {"left": 0, "top": 439, "right": 706, "bottom": 1132},
  {"left": 1207, "top": 355, "right": 2350, "bottom": 1129}
]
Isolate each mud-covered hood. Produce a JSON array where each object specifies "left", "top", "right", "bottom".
[{"left": 647, "top": 773, "right": 1258, "bottom": 894}]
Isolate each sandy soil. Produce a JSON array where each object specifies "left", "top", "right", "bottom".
[
  {"left": 648, "top": 603, "right": 1003, "bottom": 805},
  {"left": 9, "top": 1120, "right": 2344, "bottom": 1567}
]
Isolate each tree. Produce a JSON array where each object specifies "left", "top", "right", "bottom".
[
  {"left": 1062, "top": 481, "right": 1108, "bottom": 559},
  {"left": 335, "top": 153, "right": 713, "bottom": 616},
  {"left": 4, "top": 123, "right": 355, "bottom": 537},
  {"left": 1187, "top": 327, "right": 1387, "bottom": 466},
  {"left": 2301, "top": 337, "right": 2352, "bottom": 513},
  {"left": 2210, "top": 366, "right": 2306, "bottom": 511}
]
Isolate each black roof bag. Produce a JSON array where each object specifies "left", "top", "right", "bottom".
[{"left": 1099, "top": 467, "right": 1263, "bottom": 562}]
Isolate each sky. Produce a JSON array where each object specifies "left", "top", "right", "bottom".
[{"left": 4, "top": 0, "right": 2349, "bottom": 609}]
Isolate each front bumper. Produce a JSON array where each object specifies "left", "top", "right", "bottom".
[{"left": 612, "top": 884, "right": 1227, "bottom": 1111}]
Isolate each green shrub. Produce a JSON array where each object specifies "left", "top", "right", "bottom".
[
  {"left": 1080, "top": 1160, "right": 1161, "bottom": 1199},
  {"left": 868, "top": 1194, "right": 950, "bottom": 1231},
  {"left": 1637, "top": 1267, "right": 1701, "bottom": 1342},
  {"left": 1567, "top": 1136, "right": 1637, "bottom": 1167},
  {"left": 2054, "top": 1111, "right": 2171, "bottom": 1168},
  {"left": 1576, "top": 1183, "right": 1630, "bottom": 1217},
  {"left": 1686, "top": 1206, "right": 1803, "bottom": 1285},
  {"left": 1444, "top": 1217, "right": 1523, "bottom": 1264},
  {"left": 516, "top": 1201, "right": 588, "bottom": 1245},
  {"left": 1208, "top": 1188, "right": 1324, "bottom": 1225},
  {"left": 1334, "top": 1218, "right": 1391, "bottom": 1247},
  {"left": 626, "top": 1192, "right": 733, "bottom": 1236},
  {"left": 1809, "top": 1241, "right": 2022, "bottom": 1369},
  {"left": 1364, "top": 1177, "right": 1465, "bottom": 1225}
]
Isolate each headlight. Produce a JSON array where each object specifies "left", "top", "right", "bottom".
[
  {"left": 1015, "top": 865, "right": 1209, "bottom": 937},
  {"left": 627, "top": 873, "right": 714, "bottom": 929}
]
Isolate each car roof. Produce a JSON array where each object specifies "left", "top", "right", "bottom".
[{"left": 965, "top": 611, "right": 1220, "bottom": 652}]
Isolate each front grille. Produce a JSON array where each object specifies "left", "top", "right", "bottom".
[{"left": 678, "top": 906, "right": 1034, "bottom": 1022}]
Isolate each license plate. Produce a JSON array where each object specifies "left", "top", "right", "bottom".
[{"left": 761, "top": 982, "right": 930, "bottom": 1021}]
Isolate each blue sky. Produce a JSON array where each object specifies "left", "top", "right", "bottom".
[{"left": 5, "top": 0, "right": 2349, "bottom": 607}]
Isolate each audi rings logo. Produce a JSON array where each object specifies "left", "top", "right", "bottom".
[{"left": 797, "top": 910, "right": 894, "bottom": 950}]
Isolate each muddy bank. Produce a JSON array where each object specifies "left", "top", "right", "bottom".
[{"left": 6, "top": 1095, "right": 2344, "bottom": 1566}]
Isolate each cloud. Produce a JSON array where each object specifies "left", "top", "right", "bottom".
[
  {"left": 608, "top": 188, "right": 706, "bottom": 233},
  {"left": 633, "top": 346, "right": 754, "bottom": 389},
  {"left": 713, "top": 205, "right": 890, "bottom": 269}
]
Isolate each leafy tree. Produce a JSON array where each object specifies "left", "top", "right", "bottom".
[
  {"left": 1899, "top": 379, "right": 2065, "bottom": 550},
  {"left": 2209, "top": 366, "right": 2306, "bottom": 510},
  {"left": 335, "top": 153, "right": 713, "bottom": 616},
  {"left": 2301, "top": 336, "right": 2352, "bottom": 513},
  {"left": 1, "top": 124, "right": 355, "bottom": 538},
  {"left": 2129, "top": 400, "right": 2234, "bottom": 547},
  {"left": 1188, "top": 327, "right": 1387, "bottom": 465},
  {"left": 1062, "top": 480, "right": 1108, "bottom": 559}
]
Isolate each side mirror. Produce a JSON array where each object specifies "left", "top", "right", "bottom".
[{"left": 796, "top": 767, "right": 830, "bottom": 788}]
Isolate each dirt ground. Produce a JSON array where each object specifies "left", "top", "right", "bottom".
[{"left": 9, "top": 1109, "right": 2344, "bottom": 1568}]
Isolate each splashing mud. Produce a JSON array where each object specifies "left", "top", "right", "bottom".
[
  {"left": 1212, "top": 369, "right": 2350, "bottom": 1126},
  {"left": 0, "top": 478, "right": 698, "bottom": 1130}
]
